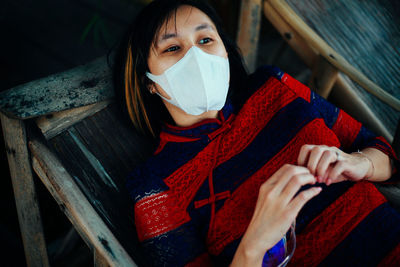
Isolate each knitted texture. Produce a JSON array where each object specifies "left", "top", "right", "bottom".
[{"left": 127, "top": 65, "right": 400, "bottom": 266}]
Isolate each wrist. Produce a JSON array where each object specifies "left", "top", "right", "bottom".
[
  {"left": 352, "top": 150, "right": 375, "bottom": 180},
  {"left": 231, "top": 240, "right": 264, "bottom": 267}
]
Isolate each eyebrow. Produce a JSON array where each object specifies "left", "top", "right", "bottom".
[
  {"left": 195, "top": 23, "right": 214, "bottom": 32},
  {"left": 158, "top": 23, "right": 215, "bottom": 45}
]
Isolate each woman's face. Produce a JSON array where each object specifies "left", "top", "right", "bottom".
[{"left": 147, "top": 5, "right": 228, "bottom": 99}]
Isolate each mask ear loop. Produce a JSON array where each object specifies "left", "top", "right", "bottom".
[
  {"left": 147, "top": 81, "right": 157, "bottom": 95},
  {"left": 147, "top": 83, "right": 171, "bottom": 103},
  {"left": 149, "top": 87, "right": 156, "bottom": 94}
]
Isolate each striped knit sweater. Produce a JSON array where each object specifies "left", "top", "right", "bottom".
[{"left": 127, "top": 66, "right": 400, "bottom": 266}]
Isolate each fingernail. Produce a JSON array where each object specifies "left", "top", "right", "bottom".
[{"left": 315, "top": 187, "right": 322, "bottom": 193}]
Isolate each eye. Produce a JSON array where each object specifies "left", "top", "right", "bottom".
[
  {"left": 164, "top": 46, "right": 180, "bottom": 53},
  {"left": 199, "top": 37, "right": 212, "bottom": 44}
]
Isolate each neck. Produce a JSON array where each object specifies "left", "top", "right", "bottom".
[{"left": 163, "top": 100, "right": 219, "bottom": 127}]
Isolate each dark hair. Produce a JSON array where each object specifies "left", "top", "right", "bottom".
[{"left": 113, "top": 0, "right": 248, "bottom": 138}]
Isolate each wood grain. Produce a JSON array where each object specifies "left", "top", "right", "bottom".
[
  {"left": 36, "top": 100, "right": 111, "bottom": 139},
  {"left": 30, "top": 139, "right": 137, "bottom": 267},
  {"left": 237, "top": 0, "right": 262, "bottom": 72},
  {"left": 264, "top": 0, "right": 395, "bottom": 141},
  {"left": 47, "top": 104, "right": 154, "bottom": 266},
  {"left": 275, "top": 0, "right": 400, "bottom": 135},
  {"left": 0, "top": 56, "right": 114, "bottom": 120},
  {"left": 309, "top": 55, "right": 338, "bottom": 98},
  {"left": 0, "top": 114, "right": 50, "bottom": 267}
]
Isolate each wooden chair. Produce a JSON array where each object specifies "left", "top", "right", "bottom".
[
  {"left": 1, "top": 0, "right": 400, "bottom": 266},
  {"left": 0, "top": 56, "right": 157, "bottom": 266}
]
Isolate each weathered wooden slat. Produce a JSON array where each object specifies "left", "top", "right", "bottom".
[
  {"left": 75, "top": 117, "right": 132, "bottom": 175},
  {"left": 89, "top": 111, "right": 146, "bottom": 170},
  {"left": 273, "top": 0, "right": 400, "bottom": 134},
  {"left": 263, "top": 0, "right": 317, "bottom": 70},
  {"left": 94, "top": 248, "right": 110, "bottom": 267},
  {"left": 49, "top": 128, "right": 147, "bottom": 266},
  {"left": 32, "top": 155, "right": 93, "bottom": 250},
  {"left": 309, "top": 55, "right": 338, "bottom": 98},
  {"left": 36, "top": 100, "right": 111, "bottom": 139},
  {"left": 286, "top": 0, "right": 400, "bottom": 97},
  {"left": 0, "top": 56, "right": 114, "bottom": 120},
  {"left": 100, "top": 107, "right": 155, "bottom": 164},
  {"left": 330, "top": 75, "right": 393, "bottom": 142},
  {"left": 393, "top": 120, "right": 400, "bottom": 155},
  {"left": 375, "top": 183, "right": 400, "bottom": 211},
  {"left": 73, "top": 119, "right": 130, "bottom": 184},
  {"left": 30, "top": 139, "right": 137, "bottom": 267},
  {"left": 51, "top": 130, "right": 118, "bottom": 229},
  {"left": 237, "top": 0, "right": 262, "bottom": 72},
  {"left": 0, "top": 114, "right": 50, "bottom": 267},
  {"left": 264, "top": 0, "right": 395, "bottom": 141},
  {"left": 68, "top": 127, "right": 119, "bottom": 191}
]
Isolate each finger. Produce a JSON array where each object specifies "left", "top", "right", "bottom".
[
  {"left": 297, "top": 144, "right": 314, "bottom": 166},
  {"left": 288, "top": 187, "right": 322, "bottom": 216},
  {"left": 307, "top": 146, "right": 326, "bottom": 175},
  {"left": 265, "top": 164, "right": 308, "bottom": 184},
  {"left": 326, "top": 161, "right": 347, "bottom": 185},
  {"left": 281, "top": 173, "right": 317, "bottom": 205},
  {"left": 326, "top": 174, "right": 347, "bottom": 185},
  {"left": 316, "top": 150, "right": 336, "bottom": 182},
  {"left": 259, "top": 164, "right": 310, "bottom": 198}
]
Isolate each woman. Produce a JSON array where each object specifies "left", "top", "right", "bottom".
[{"left": 113, "top": 0, "right": 400, "bottom": 266}]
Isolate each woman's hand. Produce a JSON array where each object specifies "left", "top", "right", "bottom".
[
  {"left": 297, "top": 144, "right": 374, "bottom": 185},
  {"left": 231, "top": 164, "right": 321, "bottom": 267}
]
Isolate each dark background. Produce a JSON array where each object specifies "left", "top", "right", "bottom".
[{"left": 0, "top": 0, "right": 307, "bottom": 266}]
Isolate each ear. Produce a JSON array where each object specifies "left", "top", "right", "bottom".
[
  {"left": 143, "top": 75, "right": 156, "bottom": 94},
  {"left": 148, "top": 83, "right": 156, "bottom": 94}
]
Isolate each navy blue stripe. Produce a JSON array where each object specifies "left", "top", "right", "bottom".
[
  {"left": 127, "top": 140, "right": 207, "bottom": 202},
  {"left": 320, "top": 202, "right": 400, "bottom": 267},
  {"left": 296, "top": 181, "right": 354, "bottom": 232},
  {"left": 349, "top": 125, "right": 384, "bottom": 153},
  {"left": 248, "top": 65, "right": 284, "bottom": 94},
  {"left": 141, "top": 220, "right": 207, "bottom": 267},
  {"left": 194, "top": 97, "right": 322, "bottom": 211},
  {"left": 211, "top": 238, "right": 242, "bottom": 266},
  {"left": 310, "top": 91, "right": 339, "bottom": 129}
]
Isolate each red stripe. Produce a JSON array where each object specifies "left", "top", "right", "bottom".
[
  {"left": 134, "top": 191, "right": 191, "bottom": 242},
  {"left": 207, "top": 119, "right": 341, "bottom": 255},
  {"left": 377, "top": 242, "right": 400, "bottom": 267},
  {"left": 331, "top": 109, "right": 361, "bottom": 149},
  {"left": 289, "top": 182, "right": 387, "bottom": 267},
  {"left": 135, "top": 77, "right": 298, "bottom": 241},
  {"left": 281, "top": 73, "right": 311, "bottom": 102},
  {"left": 154, "top": 132, "right": 201, "bottom": 155},
  {"left": 375, "top": 136, "right": 398, "bottom": 160},
  {"left": 185, "top": 253, "right": 213, "bottom": 267}
]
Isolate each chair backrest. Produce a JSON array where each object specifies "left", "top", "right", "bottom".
[
  {"left": 41, "top": 102, "right": 155, "bottom": 265},
  {"left": 0, "top": 55, "right": 156, "bottom": 266},
  {"left": 284, "top": 0, "right": 400, "bottom": 136}
]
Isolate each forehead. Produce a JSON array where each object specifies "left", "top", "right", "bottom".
[{"left": 155, "top": 5, "right": 216, "bottom": 41}]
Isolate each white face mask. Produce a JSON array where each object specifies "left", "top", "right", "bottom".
[{"left": 146, "top": 46, "right": 230, "bottom": 116}]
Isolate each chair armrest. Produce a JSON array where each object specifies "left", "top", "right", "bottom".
[
  {"left": 30, "top": 138, "right": 136, "bottom": 267},
  {"left": 266, "top": 0, "right": 400, "bottom": 111},
  {"left": 0, "top": 56, "right": 114, "bottom": 120}
]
